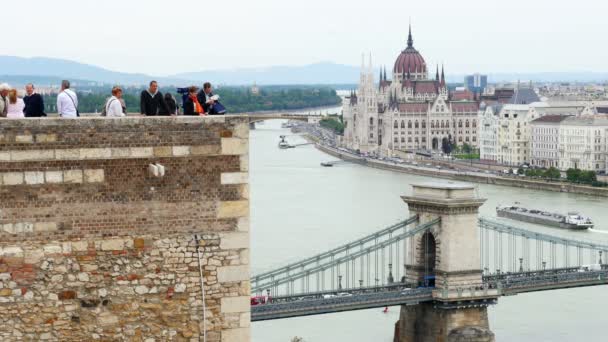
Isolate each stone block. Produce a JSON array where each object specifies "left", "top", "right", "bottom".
[
  {"left": 232, "top": 123, "right": 249, "bottom": 139},
  {"left": 43, "top": 245, "right": 62, "bottom": 254},
  {"left": 191, "top": 145, "right": 221, "bottom": 155},
  {"left": 237, "top": 217, "right": 250, "bottom": 232},
  {"left": 111, "top": 148, "right": 131, "bottom": 158},
  {"left": 0, "top": 246, "right": 24, "bottom": 257},
  {"left": 24, "top": 249, "right": 44, "bottom": 264},
  {"left": 80, "top": 148, "right": 112, "bottom": 159},
  {"left": 221, "top": 328, "right": 250, "bottom": 342},
  {"left": 55, "top": 149, "right": 80, "bottom": 160},
  {"left": 240, "top": 312, "right": 251, "bottom": 328},
  {"left": 217, "top": 266, "right": 249, "bottom": 283},
  {"left": 34, "top": 222, "right": 57, "bottom": 232},
  {"left": 221, "top": 138, "right": 248, "bottom": 155},
  {"left": 3, "top": 172, "right": 24, "bottom": 185},
  {"left": 172, "top": 146, "right": 191, "bottom": 156},
  {"left": 13, "top": 223, "right": 34, "bottom": 234},
  {"left": 221, "top": 172, "right": 248, "bottom": 185},
  {"left": 36, "top": 134, "right": 57, "bottom": 143},
  {"left": 24, "top": 171, "right": 45, "bottom": 185},
  {"left": 153, "top": 146, "right": 172, "bottom": 157},
  {"left": 0, "top": 151, "right": 10, "bottom": 161},
  {"left": 12, "top": 150, "right": 54, "bottom": 161},
  {"left": 240, "top": 155, "right": 249, "bottom": 172},
  {"left": 239, "top": 184, "right": 250, "bottom": 200},
  {"left": 15, "top": 135, "right": 34, "bottom": 144},
  {"left": 71, "top": 241, "right": 89, "bottom": 252},
  {"left": 63, "top": 170, "right": 83, "bottom": 183},
  {"left": 220, "top": 233, "right": 249, "bottom": 250},
  {"left": 84, "top": 169, "right": 105, "bottom": 183},
  {"left": 100, "top": 239, "right": 126, "bottom": 251},
  {"left": 45, "top": 171, "right": 63, "bottom": 184},
  {"left": 220, "top": 296, "right": 250, "bottom": 313},
  {"left": 217, "top": 201, "right": 249, "bottom": 219},
  {"left": 240, "top": 250, "right": 250, "bottom": 265},
  {"left": 130, "top": 147, "right": 154, "bottom": 158}
]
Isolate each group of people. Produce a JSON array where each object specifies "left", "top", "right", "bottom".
[
  {"left": 139, "top": 81, "right": 223, "bottom": 116},
  {"left": 0, "top": 79, "right": 225, "bottom": 118},
  {"left": 0, "top": 83, "right": 46, "bottom": 118}
]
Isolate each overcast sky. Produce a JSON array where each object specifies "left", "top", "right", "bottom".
[{"left": 2, "top": 0, "right": 607, "bottom": 76}]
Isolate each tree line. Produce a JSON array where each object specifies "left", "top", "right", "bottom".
[{"left": 38, "top": 86, "right": 341, "bottom": 114}]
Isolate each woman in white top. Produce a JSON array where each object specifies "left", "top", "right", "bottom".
[
  {"left": 6, "top": 89, "right": 25, "bottom": 118},
  {"left": 106, "top": 86, "right": 126, "bottom": 117}
]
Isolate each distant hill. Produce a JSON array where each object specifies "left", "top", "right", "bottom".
[
  {"left": 171, "top": 62, "right": 365, "bottom": 85},
  {"left": 0, "top": 56, "right": 188, "bottom": 86},
  {"left": 1, "top": 56, "right": 607, "bottom": 86}
]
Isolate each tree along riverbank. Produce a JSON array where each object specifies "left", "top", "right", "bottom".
[{"left": 309, "top": 139, "right": 608, "bottom": 198}]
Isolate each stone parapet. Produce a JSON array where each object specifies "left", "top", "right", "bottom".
[{"left": 0, "top": 116, "right": 250, "bottom": 341}]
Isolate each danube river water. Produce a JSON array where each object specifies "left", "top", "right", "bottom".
[{"left": 250, "top": 120, "right": 608, "bottom": 342}]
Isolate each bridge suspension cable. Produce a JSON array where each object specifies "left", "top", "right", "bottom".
[
  {"left": 479, "top": 218, "right": 608, "bottom": 275},
  {"left": 253, "top": 218, "right": 440, "bottom": 296},
  {"left": 252, "top": 215, "right": 418, "bottom": 290}
]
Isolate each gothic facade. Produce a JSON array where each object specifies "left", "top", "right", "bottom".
[{"left": 343, "top": 26, "right": 480, "bottom": 156}]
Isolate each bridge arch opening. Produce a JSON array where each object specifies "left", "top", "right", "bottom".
[{"left": 420, "top": 231, "right": 436, "bottom": 287}]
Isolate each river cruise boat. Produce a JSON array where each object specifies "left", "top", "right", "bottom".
[{"left": 496, "top": 204, "right": 593, "bottom": 230}]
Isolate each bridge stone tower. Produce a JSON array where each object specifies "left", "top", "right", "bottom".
[{"left": 396, "top": 182, "right": 496, "bottom": 342}]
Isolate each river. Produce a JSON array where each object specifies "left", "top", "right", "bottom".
[{"left": 250, "top": 120, "right": 608, "bottom": 342}]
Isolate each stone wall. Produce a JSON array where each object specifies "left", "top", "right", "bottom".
[
  {"left": 0, "top": 117, "right": 250, "bottom": 341},
  {"left": 395, "top": 303, "right": 495, "bottom": 342}
]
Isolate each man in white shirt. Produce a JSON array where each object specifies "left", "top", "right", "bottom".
[
  {"left": 105, "top": 86, "right": 126, "bottom": 117},
  {"left": 56, "top": 80, "right": 78, "bottom": 118}
]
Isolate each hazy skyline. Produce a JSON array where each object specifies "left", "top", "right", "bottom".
[{"left": 2, "top": 0, "right": 607, "bottom": 77}]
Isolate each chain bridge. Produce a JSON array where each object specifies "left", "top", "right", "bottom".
[{"left": 250, "top": 182, "right": 608, "bottom": 341}]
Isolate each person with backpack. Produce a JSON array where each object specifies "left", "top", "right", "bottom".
[
  {"left": 57, "top": 80, "right": 78, "bottom": 118},
  {"left": 105, "top": 86, "right": 126, "bottom": 117}
]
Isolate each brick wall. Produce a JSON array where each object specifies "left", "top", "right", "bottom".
[{"left": 0, "top": 117, "right": 250, "bottom": 341}]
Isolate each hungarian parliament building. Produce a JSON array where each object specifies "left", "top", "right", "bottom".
[{"left": 343, "top": 26, "right": 480, "bottom": 156}]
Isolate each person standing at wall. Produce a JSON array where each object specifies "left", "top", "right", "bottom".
[
  {"left": 0, "top": 83, "right": 10, "bottom": 118},
  {"left": 56, "top": 80, "right": 79, "bottom": 118},
  {"left": 140, "top": 80, "right": 169, "bottom": 116},
  {"left": 105, "top": 86, "right": 126, "bottom": 117},
  {"left": 183, "top": 86, "right": 205, "bottom": 116},
  {"left": 197, "top": 82, "right": 215, "bottom": 114},
  {"left": 23, "top": 83, "right": 46, "bottom": 117},
  {"left": 164, "top": 93, "right": 178, "bottom": 115},
  {"left": 6, "top": 89, "right": 25, "bottom": 118}
]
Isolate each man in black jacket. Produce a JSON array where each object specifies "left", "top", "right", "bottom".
[
  {"left": 140, "top": 81, "right": 170, "bottom": 116},
  {"left": 23, "top": 83, "right": 46, "bottom": 117},
  {"left": 197, "top": 82, "right": 217, "bottom": 114}
]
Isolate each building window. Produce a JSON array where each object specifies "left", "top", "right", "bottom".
[
  {"left": 408, "top": 121, "right": 412, "bottom": 129},
  {"left": 431, "top": 121, "right": 435, "bottom": 129},
  {"left": 422, "top": 120, "right": 426, "bottom": 129},
  {"left": 401, "top": 120, "right": 406, "bottom": 129},
  {"left": 401, "top": 137, "right": 405, "bottom": 143},
  {"left": 415, "top": 121, "right": 419, "bottom": 129},
  {"left": 422, "top": 137, "right": 426, "bottom": 143},
  {"left": 394, "top": 121, "right": 398, "bottom": 129},
  {"left": 465, "top": 120, "right": 470, "bottom": 128},
  {"left": 458, "top": 120, "right": 463, "bottom": 128},
  {"left": 394, "top": 137, "right": 398, "bottom": 143},
  {"left": 370, "top": 133, "right": 374, "bottom": 138},
  {"left": 408, "top": 137, "right": 412, "bottom": 143},
  {"left": 472, "top": 120, "right": 477, "bottom": 128},
  {"left": 370, "top": 118, "right": 374, "bottom": 125}
]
